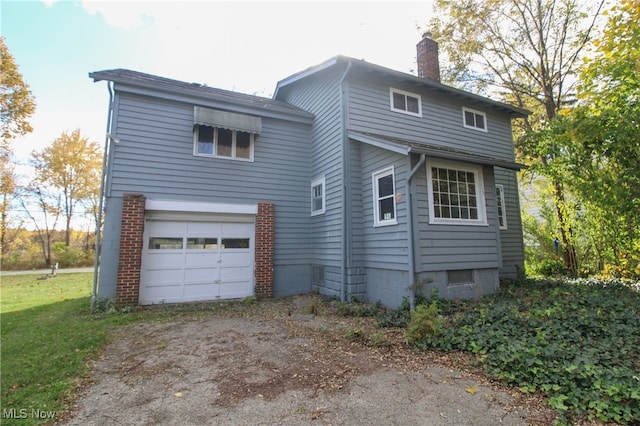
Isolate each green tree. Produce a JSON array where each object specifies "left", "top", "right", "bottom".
[
  {"left": 1, "top": 36, "right": 36, "bottom": 149},
  {"left": 31, "top": 129, "right": 102, "bottom": 246},
  {"left": 1, "top": 37, "right": 35, "bottom": 256},
  {"left": 534, "top": 0, "right": 640, "bottom": 277},
  {"left": 429, "top": 0, "right": 605, "bottom": 274}
]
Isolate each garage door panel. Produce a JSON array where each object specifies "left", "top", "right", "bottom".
[
  {"left": 183, "top": 283, "right": 218, "bottom": 298},
  {"left": 184, "top": 252, "right": 219, "bottom": 267},
  {"left": 144, "top": 268, "right": 184, "bottom": 284},
  {"left": 141, "top": 285, "right": 183, "bottom": 301},
  {"left": 145, "top": 252, "right": 184, "bottom": 268},
  {"left": 184, "top": 267, "right": 218, "bottom": 282},
  {"left": 220, "top": 266, "right": 252, "bottom": 281},
  {"left": 218, "top": 282, "right": 252, "bottom": 299},
  {"left": 220, "top": 250, "right": 251, "bottom": 265}
]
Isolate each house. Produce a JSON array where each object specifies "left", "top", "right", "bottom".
[{"left": 89, "top": 34, "right": 527, "bottom": 308}]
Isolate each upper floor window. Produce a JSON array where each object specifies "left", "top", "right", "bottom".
[
  {"left": 462, "top": 107, "right": 487, "bottom": 132},
  {"left": 194, "top": 125, "right": 254, "bottom": 161},
  {"left": 311, "top": 176, "right": 325, "bottom": 216},
  {"left": 496, "top": 184, "right": 508, "bottom": 229},
  {"left": 372, "top": 167, "right": 397, "bottom": 226},
  {"left": 390, "top": 88, "right": 422, "bottom": 117},
  {"left": 427, "top": 159, "right": 487, "bottom": 226}
]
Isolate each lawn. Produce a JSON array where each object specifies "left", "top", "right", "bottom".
[{"left": 0, "top": 273, "right": 139, "bottom": 425}]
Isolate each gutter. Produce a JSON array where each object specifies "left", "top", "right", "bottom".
[
  {"left": 406, "top": 154, "right": 426, "bottom": 310},
  {"left": 91, "top": 82, "right": 115, "bottom": 311},
  {"left": 339, "top": 60, "right": 352, "bottom": 303}
]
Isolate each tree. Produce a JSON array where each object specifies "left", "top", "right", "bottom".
[
  {"left": 31, "top": 129, "right": 102, "bottom": 246},
  {"left": 1, "top": 37, "right": 35, "bottom": 256},
  {"left": 533, "top": 0, "right": 640, "bottom": 277},
  {"left": 0, "top": 151, "right": 24, "bottom": 256},
  {"left": 1, "top": 37, "right": 36, "bottom": 149},
  {"left": 429, "top": 0, "right": 605, "bottom": 274},
  {"left": 20, "top": 185, "right": 61, "bottom": 266}
]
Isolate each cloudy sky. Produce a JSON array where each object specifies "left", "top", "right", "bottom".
[{"left": 3, "top": 0, "right": 436, "bottom": 168}]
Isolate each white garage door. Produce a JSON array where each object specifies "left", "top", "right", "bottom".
[{"left": 139, "top": 219, "right": 255, "bottom": 305}]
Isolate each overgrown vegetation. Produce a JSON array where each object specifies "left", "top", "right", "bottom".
[{"left": 402, "top": 279, "right": 640, "bottom": 424}]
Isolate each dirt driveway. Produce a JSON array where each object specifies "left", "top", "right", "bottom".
[{"left": 64, "top": 295, "right": 555, "bottom": 425}]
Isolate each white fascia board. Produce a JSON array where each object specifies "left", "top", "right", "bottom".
[{"left": 145, "top": 199, "right": 258, "bottom": 215}]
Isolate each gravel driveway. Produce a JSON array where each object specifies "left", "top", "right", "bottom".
[{"left": 63, "top": 295, "right": 555, "bottom": 425}]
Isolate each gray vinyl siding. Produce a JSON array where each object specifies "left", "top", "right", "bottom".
[
  {"left": 413, "top": 164, "right": 501, "bottom": 272},
  {"left": 275, "top": 66, "right": 347, "bottom": 297},
  {"left": 99, "top": 91, "right": 313, "bottom": 298},
  {"left": 495, "top": 167, "right": 525, "bottom": 278},
  {"left": 359, "top": 144, "right": 410, "bottom": 270},
  {"left": 347, "top": 77, "right": 516, "bottom": 161}
]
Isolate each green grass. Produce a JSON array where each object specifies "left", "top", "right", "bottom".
[{"left": 0, "top": 273, "right": 140, "bottom": 425}]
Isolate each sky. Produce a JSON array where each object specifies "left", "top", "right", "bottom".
[{"left": 2, "top": 0, "right": 436, "bottom": 171}]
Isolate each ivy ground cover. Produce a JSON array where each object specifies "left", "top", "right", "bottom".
[{"left": 416, "top": 278, "right": 640, "bottom": 424}]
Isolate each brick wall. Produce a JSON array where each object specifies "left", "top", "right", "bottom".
[
  {"left": 116, "top": 193, "right": 145, "bottom": 305},
  {"left": 254, "top": 201, "right": 275, "bottom": 299}
]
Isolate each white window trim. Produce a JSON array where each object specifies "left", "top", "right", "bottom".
[
  {"left": 193, "top": 125, "right": 255, "bottom": 162},
  {"left": 426, "top": 158, "right": 487, "bottom": 226},
  {"left": 462, "top": 107, "right": 488, "bottom": 132},
  {"left": 496, "top": 184, "right": 508, "bottom": 230},
  {"left": 390, "top": 87, "right": 422, "bottom": 117},
  {"left": 311, "top": 176, "right": 326, "bottom": 216},
  {"left": 372, "top": 166, "right": 398, "bottom": 227}
]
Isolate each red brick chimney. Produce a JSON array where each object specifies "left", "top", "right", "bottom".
[{"left": 416, "top": 32, "right": 440, "bottom": 82}]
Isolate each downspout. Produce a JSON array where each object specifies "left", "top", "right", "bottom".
[
  {"left": 406, "top": 153, "right": 426, "bottom": 310},
  {"left": 91, "top": 81, "right": 115, "bottom": 311},
  {"left": 339, "top": 60, "right": 352, "bottom": 303}
]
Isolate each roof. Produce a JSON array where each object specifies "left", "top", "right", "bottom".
[
  {"left": 275, "top": 56, "right": 530, "bottom": 118},
  {"left": 348, "top": 131, "right": 526, "bottom": 170},
  {"left": 89, "top": 69, "right": 314, "bottom": 121}
]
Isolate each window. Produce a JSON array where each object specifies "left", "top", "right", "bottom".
[
  {"left": 194, "top": 125, "right": 254, "bottom": 160},
  {"left": 221, "top": 238, "right": 250, "bottom": 249},
  {"left": 390, "top": 88, "right": 422, "bottom": 117},
  {"left": 448, "top": 269, "right": 474, "bottom": 286},
  {"left": 372, "top": 167, "right": 397, "bottom": 226},
  {"left": 496, "top": 184, "right": 508, "bottom": 230},
  {"left": 187, "top": 238, "right": 218, "bottom": 250},
  {"left": 427, "top": 159, "right": 487, "bottom": 225},
  {"left": 149, "top": 237, "right": 183, "bottom": 250},
  {"left": 311, "top": 176, "right": 325, "bottom": 216},
  {"left": 462, "top": 107, "right": 487, "bottom": 132}
]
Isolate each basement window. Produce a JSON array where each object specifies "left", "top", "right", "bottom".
[{"left": 448, "top": 269, "right": 474, "bottom": 286}]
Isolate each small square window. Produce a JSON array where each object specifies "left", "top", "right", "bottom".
[
  {"left": 311, "top": 176, "right": 325, "bottom": 216},
  {"left": 373, "top": 167, "right": 397, "bottom": 226},
  {"left": 390, "top": 88, "right": 422, "bottom": 117},
  {"left": 462, "top": 107, "right": 487, "bottom": 132}
]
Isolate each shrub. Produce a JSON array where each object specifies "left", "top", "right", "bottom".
[{"left": 404, "top": 302, "right": 443, "bottom": 343}]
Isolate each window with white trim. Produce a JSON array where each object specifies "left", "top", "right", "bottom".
[
  {"left": 462, "top": 107, "right": 487, "bottom": 132},
  {"left": 427, "top": 159, "right": 487, "bottom": 225},
  {"left": 496, "top": 184, "right": 508, "bottom": 229},
  {"left": 194, "top": 125, "right": 254, "bottom": 161},
  {"left": 311, "top": 176, "right": 325, "bottom": 216},
  {"left": 372, "top": 167, "right": 397, "bottom": 226},
  {"left": 390, "top": 88, "right": 422, "bottom": 117}
]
